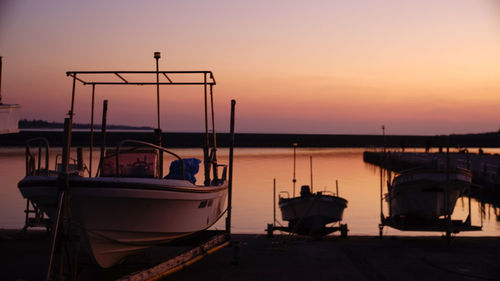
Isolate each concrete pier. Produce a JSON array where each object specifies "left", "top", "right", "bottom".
[{"left": 1, "top": 229, "right": 499, "bottom": 281}]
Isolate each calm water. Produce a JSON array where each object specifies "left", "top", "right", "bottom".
[{"left": 1, "top": 147, "right": 499, "bottom": 236}]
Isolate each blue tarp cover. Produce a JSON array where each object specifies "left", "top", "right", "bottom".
[{"left": 165, "top": 158, "right": 201, "bottom": 184}]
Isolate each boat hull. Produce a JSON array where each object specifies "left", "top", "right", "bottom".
[
  {"left": 18, "top": 176, "right": 228, "bottom": 268},
  {"left": 279, "top": 194, "right": 347, "bottom": 234},
  {"left": 389, "top": 168, "right": 471, "bottom": 219}
]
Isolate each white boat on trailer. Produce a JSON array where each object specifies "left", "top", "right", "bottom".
[
  {"left": 389, "top": 167, "right": 472, "bottom": 220},
  {"left": 17, "top": 53, "right": 234, "bottom": 269},
  {"left": 279, "top": 185, "right": 348, "bottom": 236},
  {"left": 378, "top": 151, "right": 482, "bottom": 240},
  {"left": 271, "top": 148, "right": 348, "bottom": 237}
]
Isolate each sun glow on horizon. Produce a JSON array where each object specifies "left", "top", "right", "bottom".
[{"left": 1, "top": 0, "right": 499, "bottom": 135}]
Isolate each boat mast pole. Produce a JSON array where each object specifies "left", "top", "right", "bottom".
[
  {"left": 89, "top": 84, "right": 95, "bottom": 177},
  {"left": 155, "top": 52, "right": 161, "bottom": 131},
  {"left": 203, "top": 73, "right": 210, "bottom": 186},
  {"left": 97, "top": 100, "right": 108, "bottom": 176},
  {"left": 310, "top": 155, "right": 313, "bottom": 193},
  {"left": 69, "top": 75, "right": 76, "bottom": 124},
  {"left": 210, "top": 83, "right": 218, "bottom": 181},
  {"left": 154, "top": 52, "right": 163, "bottom": 177},
  {"left": 293, "top": 142, "right": 297, "bottom": 197},
  {"left": 273, "top": 178, "right": 276, "bottom": 227}
]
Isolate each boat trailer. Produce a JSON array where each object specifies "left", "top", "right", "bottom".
[
  {"left": 377, "top": 149, "right": 483, "bottom": 243},
  {"left": 266, "top": 179, "right": 348, "bottom": 238}
]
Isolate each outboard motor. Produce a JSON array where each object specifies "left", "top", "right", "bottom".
[{"left": 300, "top": 185, "right": 311, "bottom": 197}]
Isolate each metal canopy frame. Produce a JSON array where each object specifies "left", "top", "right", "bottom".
[
  {"left": 66, "top": 71, "right": 216, "bottom": 86},
  {"left": 66, "top": 67, "right": 218, "bottom": 186}
]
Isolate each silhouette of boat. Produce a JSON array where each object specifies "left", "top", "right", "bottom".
[
  {"left": 18, "top": 54, "right": 231, "bottom": 268},
  {"left": 389, "top": 167, "right": 472, "bottom": 219}
]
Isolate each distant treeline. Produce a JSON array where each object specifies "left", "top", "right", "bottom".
[{"left": 19, "top": 119, "right": 153, "bottom": 130}]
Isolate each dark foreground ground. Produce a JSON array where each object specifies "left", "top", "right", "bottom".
[{"left": 1, "top": 229, "right": 499, "bottom": 281}]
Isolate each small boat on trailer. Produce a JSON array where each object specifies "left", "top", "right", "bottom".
[
  {"left": 278, "top": 184, "right": 348, "bottom": 236},
  {"left": 17, "top": 53, "right": 235, "bottom": 270},
  {"left": 378, "top": 151, "right": 482, "bottom": 241},
  {"left": 268, "top": 147, "right": 348, "bottom": 238}
]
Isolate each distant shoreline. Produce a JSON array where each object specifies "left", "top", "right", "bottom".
[
  {"left": 2, "top": 130, "right": 500, "bottom": 148},
  {"left": 18, "top": 119, "right": 154, "bottom": 131}
]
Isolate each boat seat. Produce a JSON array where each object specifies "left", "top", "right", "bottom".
[
  {"left": 300, "top": 185, "right": 312, "bottom": 197},
  {"left": 101, "top": 149, "right": 158, "bottom": 178}
]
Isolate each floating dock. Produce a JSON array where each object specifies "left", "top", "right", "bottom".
[{"left": 2, "top": 230, "right": 500, "bottom": 281}]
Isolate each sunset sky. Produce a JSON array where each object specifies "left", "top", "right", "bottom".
[{"left": 1, "top": 0, "right": 499, "bottom": 135}]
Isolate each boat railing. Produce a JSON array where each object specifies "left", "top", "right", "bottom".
[
  {"left": 54, "top": 153, "right": 84, "bottom": 175},
  {"left": 114, "top": 139, "right": 185, "bottom": 179},
  {"left": 279, "top": 191, "right": 290, "bottom": 199},
  {"left": 319, "top": 190, "right": 337, "bottom": 197},
  {"left": 212, "top": 164, "right": 227, "bottom": 185},
  {"left": 25, "top": 137, "right": 50, "bottom": 176}
]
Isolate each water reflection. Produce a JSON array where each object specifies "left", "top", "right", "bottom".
[{"left": 1, "top": 147, "right": 499, "bottom": 236}]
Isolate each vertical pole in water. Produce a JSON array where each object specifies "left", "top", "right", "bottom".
[
  {"left": 226, "top": 99, "right": 236, "bottom": 235},
  {"left": 98, "top": 100, "right": 108, "bottom": 175},
  {"left": 380, "top": 165, "right": 384, "bottom": 220},
  {"left": 310, "top": 156, "right": 313, "bottom": 193},
  {"left": 154, "top": 52, "right": 163, "bottom": 178},
  {"left": 273, "top": 178, "right": 276, "bottom": 227},
  {"left": 89, "top": 84, "right": 95, "bottom": 177},
  {"left": 292, "top": 142, "right": 297, "bottom": 197}
]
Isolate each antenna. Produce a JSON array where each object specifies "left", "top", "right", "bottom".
[
  {"left": 292, "top": 142, "right": 298, "bottom": 197},
  {"left": 154, "top": 52, "right": 161, "bottom": 131},
  {"left": 310, "top": 155, "right": 313, "bottom": 193}
]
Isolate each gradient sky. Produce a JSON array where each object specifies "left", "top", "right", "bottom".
[{"left": 1, "top": 0, "right": 499, "bottom": 135}]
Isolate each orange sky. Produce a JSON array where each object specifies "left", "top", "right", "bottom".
[{"left": 1, "top": 0, "right": 500, "bottom": 135}]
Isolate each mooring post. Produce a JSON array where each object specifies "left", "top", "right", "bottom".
[{"left": 226, "top": 100, "right": 236, "bottom": 236}]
